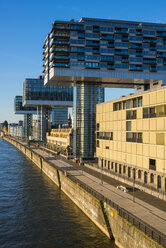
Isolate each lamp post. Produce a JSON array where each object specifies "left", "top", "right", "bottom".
[
  {"left": 101, "top": 154, "right": 103, "bottom": 185},
  {"left": 133, "top": 167, "right": 136, "bottom": 203}
]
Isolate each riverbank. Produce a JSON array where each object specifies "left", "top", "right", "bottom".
[{"left": 4, "top": 136, "right": 166, "bottom": 248}]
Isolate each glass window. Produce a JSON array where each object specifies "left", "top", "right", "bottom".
[
  {"left": 149, "top": 159, "right": 156, "bottom": 170},
  {"left": 123, "top": 165, "right": 126, "bottom": 174},
  {"left": 138, "top": 97, "right": 142, "bottom": 107},
  {"left": 133, "top": 98, "right": 137, "bottom": 108},
  {"left": 138, "top": 170, "right": 141, "bottom": 179},
  {"left": 123, "top": 101, "right": 126, "bottom": 109},
  {"left": 150, "top": 174, "right": 154, "bottom": 183},
  {"left": 126, "top": 121, "right": 131, "bottom": 131}
]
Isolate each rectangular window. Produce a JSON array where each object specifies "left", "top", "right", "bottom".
[
  {"left": 126, "top": 121, "right": 131, "bottom": 131},
  {"left": 138, "top": 97, "right": 142, "bottom": 107},
  {"left": 126, "top": 110, "right": 136, "bottom": 120},
  {"left": 133, "top": 98, "right": 137, "bottom": 108},
  {"left": 143, "top": 108, "right": 149, "bottom": 118},
  {"left": 137, "top": 133, "right": 143, "bottom": 143},
  {"left": 96, "top": 140, "right": 99, "bottom": 147},
  {"left": 149, "top": 159, "right": 156, "bottom": 171},
  {"left": 113, "top": 103, "right": 118, "bottom": 111},
  {"left": 123, "top": 101, "right": 126, "bottom": 110},
  {"left": 150, "top": 107, "right": 156, "bottom": 118},
  {"left": 111, "top": 162, "right": 114, "bottom": 170},
  {"left": 105, "top": 146, "right": 109, "bottom": 149},
  {"left": 123, "top": 165, "right": 126, "bottom": 174},
  {"left": 96, "top": 123, "right": 99, "bottom": 131}
]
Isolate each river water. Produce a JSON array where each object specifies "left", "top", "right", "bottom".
[{"left": 0, "top": 140, "right": 116, "bottom": 248}]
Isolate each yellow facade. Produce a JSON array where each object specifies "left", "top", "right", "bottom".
[{"left": 96, "top": 86, "right": 166, "bottom": 191}]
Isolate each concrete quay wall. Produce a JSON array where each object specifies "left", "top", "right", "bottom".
[{"left": 4, "top": 137, "right": 164, "bottom": 248}]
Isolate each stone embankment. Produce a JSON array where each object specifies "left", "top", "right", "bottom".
[{"left": 3, "top": 136, "right": 166, "bottom": 248}]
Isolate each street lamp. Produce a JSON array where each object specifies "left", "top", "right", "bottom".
[
  {"left": 101, "top": 154, "right": 103, "bottom": 185},
  {"left": 133, "top": 166, "right": 136, "bottom": 202}
]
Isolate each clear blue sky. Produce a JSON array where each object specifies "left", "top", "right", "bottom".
[{"left": 0, "top": 0, "right": 166, "bottom": 123}]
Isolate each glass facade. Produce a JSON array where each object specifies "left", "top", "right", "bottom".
[
  {"left": 43, "top": 17, "right": 166, "bottom": 76},
  {"left": 14, "top": 96, "right": 37, "bottom": 113},
  {"left": 52, "top": 107, "right": 68, "bottom": 127},
  {"left": 23, "top": 78, "right": 73, "bottom": 104},
  {"left": 73, "top": 84, "right": 104, "bottom": 159}
]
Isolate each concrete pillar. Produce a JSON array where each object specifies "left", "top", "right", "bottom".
[
  {"left": 161, "top": 176, "right": 166, "bottom": 191},
  {"left": 73, "top": 83, "right": 104, "bottom": 160},
  {"left": 38, "top": 106, "right": 51, "bottom": 141},
  {"left": 24, "top": 114, "right": 32, "bottom": 140}
]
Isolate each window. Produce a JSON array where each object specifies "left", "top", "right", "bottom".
[
  {"left": 106, "top": 146, "right": 109, "bottom": 149},
  {"left": 115, "top": 163, "right": 117, "bottom": 173},
  {"left": 96, "top": 140, "right": 99, "bottom": 148},
  {"left": 113, "top": 103, "right": 118, "bottom": 111},
  {"left": 111, "top": 162, "right": 114, "bottom": 170},
  {"left": 108, "top": 161, "right": 110, "bottom": 170},
  {"left": 123, "top": 165, "right": 126, "bottom": 174},
  {"left": 123, "top": 101, "right": 126, "bottom": 109},
  {"left": 138, "top": 97, "right": 142, "bottom": 107},
  {"left": 150, "top": 173, "right": 154, "bottom": 183},
  {"left": 133, "top": 98, "right": 137, "bottom": 108},
  {"left": 158, "top": 175, "right": 161, "bottom": 189},
  {"left": 126, "top": 110, "right": 136, "bottom": 120},
  {"left": 149, "top": 159, "right": 156, "bottom": 171},
  {"left": 133, "top": 168, "right": 136, "bottom": 179},
  {"left": 126, "top": 121, "right": 131, "bottom": 131},
  {"left": 96, "top": 123, "right": 100, "bottom": 131},
  {"left": 137, "top": 133, "right": 143, "bottom": 143},
  {"left": 119, "top": 164, "right": 122, "bottom": 174},
  {"left": 126, "top": 100, "right": 132, "bottom": 109},
  {"left": 138, "top": 170, "right": 141, "bottom": 179},
  {"left": 150, "top": 107, "right": 156, "bottom": 118},
  {"left": 105, "top": 160, "right": 107, "bottom": 168},
  {"left": 144, "top": 172, "right": 147, "bottom": 184},
  {"left": 143, "top": 108, "right": 149, "bottom": 118},
  {"left": 128, "top": 167, "right": 131, "bottom": 178}
]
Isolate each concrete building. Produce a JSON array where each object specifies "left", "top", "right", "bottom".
[
  {"left": 96, "top": 85, "right": 166, "bottom": 193},
  {"left": 43, "top": 17, "right": 166, "bottom": 160},
  {"left": 46, "top": 128, "right": 73, "bottom": 154}
]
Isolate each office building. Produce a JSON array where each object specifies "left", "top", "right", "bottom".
[
  {"left": 96, "top": 86, "right": 166, "bottom": 193},
  {"left": 22, "top": 77, "right": 73, "bottom": 141},
  {"left": 46, "top": 128, "right": 73, "bottom": 154},
  {"left": 43, "top": 17, "right": 166, "bottom": 160}
]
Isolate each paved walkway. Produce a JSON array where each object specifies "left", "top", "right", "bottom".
[{"left": 30, "top": 146, "right": 166, "bottom": 237}]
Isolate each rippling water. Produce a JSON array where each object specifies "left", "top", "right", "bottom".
[{"left": 0, "top": 140, "right": 116, "bottom": 248}]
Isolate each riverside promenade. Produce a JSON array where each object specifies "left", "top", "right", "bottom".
[{"left": 4, "top": 137, "right": 166, "bottom": 248}]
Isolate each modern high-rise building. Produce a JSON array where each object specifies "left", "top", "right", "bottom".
[
  {"left": 23, "top": 77, "right": 73, "bottom": 141},
  {"left": 43, "top": 17, "right": 166, "bottom": 160},
  {"left": 96, "top": 86, "right": 166, "bottom": 195}
]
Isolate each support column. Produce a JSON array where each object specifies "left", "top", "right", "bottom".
[
  {"left": 73, "top": 83, "right": 104, "bottom": 161},
  {"left": 24, "top": 114, "right": 33, "bottom": 140},
  {"left": 38, "top": 106, "right": 51, "bottom": 141}
]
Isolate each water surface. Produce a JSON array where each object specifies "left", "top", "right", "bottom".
[{"left": 0, "top": 140, "right": 116, "bottom": 248}]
